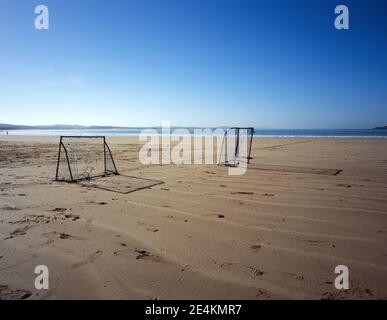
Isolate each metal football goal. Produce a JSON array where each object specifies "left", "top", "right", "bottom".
[
  {"left": 55, "top": 136, "right": 118, "bottom": 182},
  {"left": 218, "top": 127, "right": 254, "bottom": 167}
]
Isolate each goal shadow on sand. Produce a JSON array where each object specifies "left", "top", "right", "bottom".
[
  {"left": 248, "top": 164, "right": 342, "bottom": 176},
  {"left": 77, "top": 174, "right": 164, "bottom": 194}
]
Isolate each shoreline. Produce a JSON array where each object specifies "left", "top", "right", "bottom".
[
  {"left": 1, "top": 128, "right": 387, "bottom": 140},
  {"left": 1, "top": 134, "right": 387, "bottom": 140}
]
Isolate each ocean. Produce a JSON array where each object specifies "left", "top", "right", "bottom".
[{"left": 2, "top": 128, "right": 387, "bottom": 138}]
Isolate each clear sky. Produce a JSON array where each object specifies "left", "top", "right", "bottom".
[{"left": 1, "top": 0, "right": 386, "bottom": 128}]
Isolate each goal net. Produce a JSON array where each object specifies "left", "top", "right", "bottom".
[
  {"left": 55, "top": 136, "right": 118, "bottom": 182},
  {"left": 218, "top": 127, "right": 254, "bottom": 166}
]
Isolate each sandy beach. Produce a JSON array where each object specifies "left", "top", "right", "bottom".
[{"left": 0, "top": 135, "right": 386, "bottom": 299}]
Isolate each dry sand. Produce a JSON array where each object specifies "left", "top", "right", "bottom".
[{"left": 0, "top": 135, "right": 386, "bottom": 299}]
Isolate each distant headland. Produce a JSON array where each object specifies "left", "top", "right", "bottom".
[
  {"left": 0, "top": 123, "right": 134, "bottom": 130},
  {"left": 373, "top": 126, "right": 387, "bottom": 130}
]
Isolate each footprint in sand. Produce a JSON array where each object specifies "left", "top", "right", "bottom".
[
  {"left": 256, "top": 289, "right": 271, "bottom": 299},
  {"left": 135, "top": 249, "right": 162, "bottom": 262},
  {"left": 204, "top": 214, "right": 225, "bottom": 219},
  {"left": 220, "top": 262, "right": 264, "bottom": 277},
  {"left": 181, "top": 264, "right": 191, "bottom": 272},
  {"left": 250, "top": 244, "right": 262, "bottom": 252},
  {"left": 301, "top": 239, "right": 323, "bottom": 246},
  {"left": 73, "top": 250, "right": 103, "bottom": 268},
  {"left": 230, "top": 191, "right": 254, "bottom": 195},
  {"left": 52, "top": 207, "right": 67, "bottom": 213},
  {"left": 0, "top": 285, "right": 32, "bottom": 300},
  {"left": 59, "top": 233, "right": 87, "bottom": 240},
  {"left": 62, "top": 213, "right": 80, "bottom": 221},
  {"left": 42, "top": 231, "right": 88, "bottom": 244},
  {"left": 10, "top": 225, "right": 31, "bottom": 237},
  {"left": 0, "top": 204, "right": 21, "bottom": 211}
]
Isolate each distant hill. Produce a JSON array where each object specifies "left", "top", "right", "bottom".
[
  {"left": 0, "top": 123, "right": 138, "bottom": 130},
  {"left": 0, "top": 123, "right": 32, "bottom": 130},
  {"left": 373, "top": 126, "right": 387, "bottom": 130}
]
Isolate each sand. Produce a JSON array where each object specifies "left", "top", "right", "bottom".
[{"left": 0, "top": 135, "right": 386, "bottom": 299}]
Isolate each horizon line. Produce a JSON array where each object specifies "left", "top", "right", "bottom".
[{"left": 0, "top": 123, "right": 384, "bottom": 131}]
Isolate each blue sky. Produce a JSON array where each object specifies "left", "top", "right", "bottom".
[{"left": 0, "top": 0, "right": 386, "bottom": 128}]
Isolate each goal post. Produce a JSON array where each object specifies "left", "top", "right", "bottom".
[
  {"left": 218, "top": 127, "right": 254, "bottom": 166},
  {"left": 55, "top": 136, "right": 119, "bottom": 182}
]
